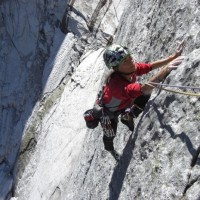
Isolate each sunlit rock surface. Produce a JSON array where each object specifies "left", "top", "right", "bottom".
[{"left": 0, "top": 0, "right": 199, "bottom": 200}]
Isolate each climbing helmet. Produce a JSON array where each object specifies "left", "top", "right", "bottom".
[{"left": 103, "top": 44, "right": 131, "bottom": 69}]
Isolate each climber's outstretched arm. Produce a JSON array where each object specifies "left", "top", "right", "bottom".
[
  {"left": 141, "top": 56, "right": 184, "bottom": 95},
  {"left": 150, "top": 41, "right": 184, "bottom": 70}
]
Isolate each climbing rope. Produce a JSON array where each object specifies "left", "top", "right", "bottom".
[
  {"left": 146, "top": 82, "right": 200, "bottom": 97},
  {"left": 148, "top": 82, "right": 200, "bottom": 90}
]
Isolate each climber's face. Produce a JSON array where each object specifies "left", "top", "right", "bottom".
[{"left": 117, "top": 55, "right": 136, "bottom": 74}]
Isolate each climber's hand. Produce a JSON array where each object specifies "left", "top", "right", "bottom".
[
  {"left": 174, "top": 40, "right": 184, "bottom": 58},
  {"left": 167, "top": 56, "right": 185, "bottom": 70}
]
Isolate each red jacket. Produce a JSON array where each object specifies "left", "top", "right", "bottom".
[{"left": 102, "top": 62, "right": 152, "bottom": 112}]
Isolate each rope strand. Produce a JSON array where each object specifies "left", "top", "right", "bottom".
[
  {"left": 146, "top": 83, "right": 200, "bottom": 97},
  {"left": 148, "top": 82, "right": 200, "bottom": 90}
]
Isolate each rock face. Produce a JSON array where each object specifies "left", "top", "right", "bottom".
[
  {"left": 0, "top": 0, "right": 126, "bottom": 199},
  {"left": 0, "top": 0, "right": 199, "bottom": 200}
]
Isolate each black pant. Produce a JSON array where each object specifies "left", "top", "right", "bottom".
[
  {"left": 102, "top": 95, "right": 150, "bottom": 151},
  {"left": 103, "top": 118, "right": 118, "bottom": 151},
  {"left": 131, "top": 95, "right": 151, "bottom": 117}
]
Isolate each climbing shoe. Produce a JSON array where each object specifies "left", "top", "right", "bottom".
[
  {"left": 110, "top": 150, "right": 120, "bottom": 161},
  {"left": 120, "top": 113, "right": 134, "bottom": 131}
]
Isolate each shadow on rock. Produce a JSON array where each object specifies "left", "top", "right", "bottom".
[{"left": 108, "top": 100, "right": 153, "bottom": 200}]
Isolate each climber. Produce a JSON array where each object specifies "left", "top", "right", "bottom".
[{"left": 96, "top": 42, "right": 184, "bottom": 161}]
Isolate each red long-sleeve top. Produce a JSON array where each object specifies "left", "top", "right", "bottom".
[{"left": 102, "top": 62, "right": 152, "bottom": 112}]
